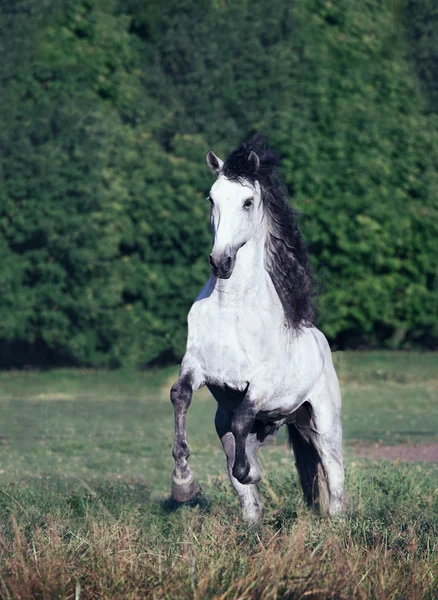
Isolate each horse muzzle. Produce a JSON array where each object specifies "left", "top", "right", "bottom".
[{"left": 209, "top": 253, "right": 235, "bottom": 279}]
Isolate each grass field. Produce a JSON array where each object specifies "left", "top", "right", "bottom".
[{"left": 0, "top": 352, "right": 436, "bottom": 599}]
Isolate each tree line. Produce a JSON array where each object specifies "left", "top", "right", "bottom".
[{"left": 0, "top": 0, "right": 437, "bottom": 367}]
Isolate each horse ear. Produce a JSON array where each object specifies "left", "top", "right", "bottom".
[
  {"left": 206, "top": 150, "right": 224, "bottom": 173},
  {"left": 248, "top": 150, "right": 260, "bottom": 172}
]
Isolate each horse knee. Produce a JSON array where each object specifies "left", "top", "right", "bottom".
[
  {"left": 232, "top": 460, "right": 251, "bottom": 484},
  {"left": 171, "top": 378, "right": 192, "bottom": 408}
]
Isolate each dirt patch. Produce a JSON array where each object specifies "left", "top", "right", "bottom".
[{"left": 353, "top": 442, "right": 438, "bottom": 462}]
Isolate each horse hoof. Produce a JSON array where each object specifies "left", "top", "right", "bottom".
[
  {"left": 243, "top": 507, "right": 262, "bottom": 524},
  {"left": 172, "top": 473, "right": 198, "bottom": 503}
]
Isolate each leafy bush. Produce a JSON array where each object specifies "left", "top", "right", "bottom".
[{"left": 0, "top": 0, "right": 437, "bottom": 366}]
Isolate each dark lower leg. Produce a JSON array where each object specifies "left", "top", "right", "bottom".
[
  {"left": 231, "top": 400, "right": 257, "bottom": 484},
  {"left": 170, "top": 376, "right": 197, "bottom": 501},
  {"left": 215, "top": 407, "right": 262, "bottom": 521}
]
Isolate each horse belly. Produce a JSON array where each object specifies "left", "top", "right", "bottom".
[{"left": 207, "top": 383, "right": 247, "bottom": 410}]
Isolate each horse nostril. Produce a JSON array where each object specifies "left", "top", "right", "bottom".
[
  {"left": 209, "top": 255, "right": 217, "bottom": 270},
  {"left": 223, "top": 256, "right": 232, "bottom": 272}
]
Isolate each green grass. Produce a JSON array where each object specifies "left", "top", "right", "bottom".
[{"left": 0, "top": 352, "right": 436, "bottom": 599}]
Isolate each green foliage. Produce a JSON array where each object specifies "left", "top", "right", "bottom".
[
  {"left": 0, "top": 0, "right": 437, "bottom": 366},
  {"left": 273, "top": 0, "right": 438, "bottom": 347},
  {"left": 0, "top": 0, "right": 211, "bottom": 366},
  {"left": 404, "top": 0, "right": 438, "bottom": 114}
]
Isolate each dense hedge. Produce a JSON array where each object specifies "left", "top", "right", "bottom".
[
  {"left": 0, "top": 0, "right": 437, "bottom": 367},
  {"left": 404, "top": 0, "right": 438, "bottom": 114}
]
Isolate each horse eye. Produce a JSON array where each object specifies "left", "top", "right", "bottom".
[
  {"left": 243, "top": 198, "right": 253, "bottom": 209},
  {"left": 207, "top": 196, "right": 214, "bottom": 206}
]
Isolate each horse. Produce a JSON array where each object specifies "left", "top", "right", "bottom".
[{"left": 170, "top": 134, "right": 345, "bottom": 523}]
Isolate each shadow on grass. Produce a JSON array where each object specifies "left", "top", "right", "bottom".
[{"left": 160, "top": 490, "right": 211, "bottom": 514}]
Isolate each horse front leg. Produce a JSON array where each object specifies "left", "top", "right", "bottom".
[
  {"left": 170, "top": 370, "right": 200, "bottom": 502},
  {"left": 216, "top": 406, "right": 263, "bottom": 522},
  {"left": 231, "top": 398, "right": 259, "bottom": 485}
]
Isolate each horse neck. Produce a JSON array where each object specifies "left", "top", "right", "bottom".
[{"left": 212, "top": 223, "right": 270, "bottom": 303}]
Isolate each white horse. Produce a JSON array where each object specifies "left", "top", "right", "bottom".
[{"left": 170, "top": 134, "right": 345, "bottom": 522}]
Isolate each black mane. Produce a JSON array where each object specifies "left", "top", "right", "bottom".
[{"left": 222, "top": 133, "right": 315, "bottom": 329}]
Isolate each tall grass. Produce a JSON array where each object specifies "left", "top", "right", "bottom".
[
  {"left": 0, "top": 463, "right": 436, "bottom": 599},
  {"left": 0, "top": 354, "right": 436, "bottom": 598}
]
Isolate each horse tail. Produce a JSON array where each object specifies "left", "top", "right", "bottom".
[{"left": 287, "top": 423, "right": 329, "bottom": 513}]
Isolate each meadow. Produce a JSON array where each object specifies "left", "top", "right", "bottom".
[{"left": 0, "top": 351, "right": 436, "bottom": 599}]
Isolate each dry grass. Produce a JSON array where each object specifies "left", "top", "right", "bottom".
[{"left": 0, "top": 498, "right": 436, "bottom": 600}]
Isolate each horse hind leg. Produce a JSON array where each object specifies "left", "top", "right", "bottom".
[
  {"left": 312, "top": 420, "right": 345, "bottom": 516},
  {"left": 287, "top": 420, "right": 329, "bottom": 513},
  {"left": 288, "top": 400, "right": 345, "bottom": 516}
]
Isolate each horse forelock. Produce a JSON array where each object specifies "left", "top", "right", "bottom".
[
  {"left": 222, "top": 133, "right": 279, "bottom": 182},
  {"left": 222, "top": 133, "right": 316, "bottom": 329}
]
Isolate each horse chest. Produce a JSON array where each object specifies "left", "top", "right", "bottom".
[{"left": 187, "top": 298, "right": 278, "bottom": 389}]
